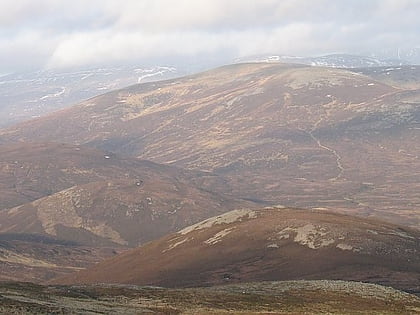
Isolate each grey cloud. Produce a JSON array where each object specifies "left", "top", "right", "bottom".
[{"left": 0, "top": 0, "right": 419, "bottom": 72}]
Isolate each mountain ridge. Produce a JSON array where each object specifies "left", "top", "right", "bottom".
[
  {"left": 1, "top": 63, "right": 418, "bottom": 229},
  {"left": 54, "top": 207, "right": 420, "bottom": 293}
]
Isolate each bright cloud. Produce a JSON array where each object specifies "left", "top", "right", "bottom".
[{"left": 0, "top": 0, "right": 419, "bottom": 72}]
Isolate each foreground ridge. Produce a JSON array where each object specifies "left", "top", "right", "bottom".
[{"left": 0, "top": 280, "right": 419, "bottom": 314}]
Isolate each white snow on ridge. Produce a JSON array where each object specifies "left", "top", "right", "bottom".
[
  {"left": 39, "top": 87, "right": 66, "bottom": 100},
  {"left": 137, "top": 67, "right": 177, "bottom": 83},
  {"left": 178, "top": 209, "right": 258, "bottom": 235}
]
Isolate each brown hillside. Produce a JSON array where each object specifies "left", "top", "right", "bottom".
[
  {"left": 1, "top": 63, "right": 419, "bottom": 228},
  {"left": 1, "top": 280, "right": 419, "bottom": 314},
  {"left": 0, "top": 142, "right": 255, "bottom": 246},
  {"left": 55, "top": 207, "right": 420, "bottom": 293},
  {"left": 0, "top": 179, "right": 255, "bottom": 247}
]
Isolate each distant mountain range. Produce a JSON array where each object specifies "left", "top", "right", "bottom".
[
  {"left": 0, "top": 142, "right": 253, "bottom": 247},
  {"left": 2, "top": 63, "right": 419, "bottom": 229},
  {"left": 235, "top": 53, "right": 411, "bottom": 68},
  {"left": 2, "top": 53, "right": 418, "bottom": 127},
  {"left": 0, "top": 65, "right": 180, "bottom": 127},
  {"left": 0, "top": 60, "right": 419, "bottom": 295}
]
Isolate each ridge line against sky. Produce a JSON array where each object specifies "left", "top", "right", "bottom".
[{"left": 1, "top": 0, "right": 419, "bottom": 73}]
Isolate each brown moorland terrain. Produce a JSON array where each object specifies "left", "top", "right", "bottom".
[
  {"left": 0, "top": 179, "right": 256, "bottom": 247},
  {"left": 1, "top": 280, "right": 420, "bottom": 314},
  {"left": 351, "top": 65, "right": 420, "bottom": 89},
  {"left": 55, "top": 207, "right": 420, "bottom": 294},
  {"left": 1, "top": 280, "right": 419, "bottom": 314},
  {"left": 0, "top": 142, "right": 255, "bottom": 247},
  {"left": 1, "top": 63, "right": 419, "bottom": 229}
]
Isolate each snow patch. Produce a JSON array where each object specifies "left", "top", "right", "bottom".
[
  {"left": 336, "top": 243, "right": 353, "bottom": 251},
  {"left": 163, "top": 237, "right": 191, "bottom": 252},
  {"left": 277, "top": 224, "right": 335, "bottom": 249},
  {"left": 204, "top": 227, "right": 235, "bottom": 245},
  {"left": 39, "top": 87, "right": 66, "bottom": 100},
  {"left": 178, "top": 209, "right": 258, "bottom": 235}
]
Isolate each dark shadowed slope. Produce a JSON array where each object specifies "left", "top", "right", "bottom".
[
  {"left": 0, "top": 234, "right": 123, "bottom": 282},
  {"left": 55, "top": 207, "right": 420, "bottom": 293}
]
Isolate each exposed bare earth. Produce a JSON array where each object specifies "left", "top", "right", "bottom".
[
  {"left": 0, "top": 280, "right": 419, "bottom": 314},
  {"left": 55, "top": 207, "right": 420, "bottom": 293},
  {"left": 1, "top": 63, "right": 418, "bottom": 228}
]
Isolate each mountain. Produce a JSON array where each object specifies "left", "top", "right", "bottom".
[
  {"left": 55, "top": 207, "right": 420, "bottom": 293},
  {"left": 350, "top": 65, "right": 420, "bottom": 89},
  {"left": 0, "top": 65, "right": 180, "bottom": 127},
  {"left": 0, "top": 142, "right": 255, "bottom": 247},
  {"left": 1, "top": 281, "right": 419, "bottom": 314},
  {"left": 235, "top": 54, "right": 409, "bottom": 68},
  {"left": 0, "top": 142, "right": 206, "bottom": 210},
  {"left": 2, "top": 63, "right": 419, "bottom": 229},
  {"left": 0, "top": 234, "right": 122, "bottom": 282}
]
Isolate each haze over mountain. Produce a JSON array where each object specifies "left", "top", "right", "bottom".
[
  {"left": 235, "top": 54, "right": 411, "bottom": 68},
  {"left": 3, "top": 53, "right": 416, "bottom": 128},
  {"left": 2, "top": 63, "right": 419, "bottom": 229},
  {"left": 0, "top": 65, "right": 180, "bottom": 127},
  {"left": 1, "top": 1, "right": 419, "bottom": 313},
  {"left": 1, "top": 1, "right": 419, "bottom": 74}
]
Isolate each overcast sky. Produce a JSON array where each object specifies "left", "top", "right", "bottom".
[{"left": 1, "top": 0, "right": 419, "bottom": 73}]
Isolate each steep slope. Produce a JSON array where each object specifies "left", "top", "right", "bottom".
[
  {"left": 1, "top": 281, "right": 419, "bottom": 314},
  {"left": 1, "top": 63, "right": 418, "bottom": 228},
  {"left": 55, "top": 207, "right": 420, "bottom": 293}
]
